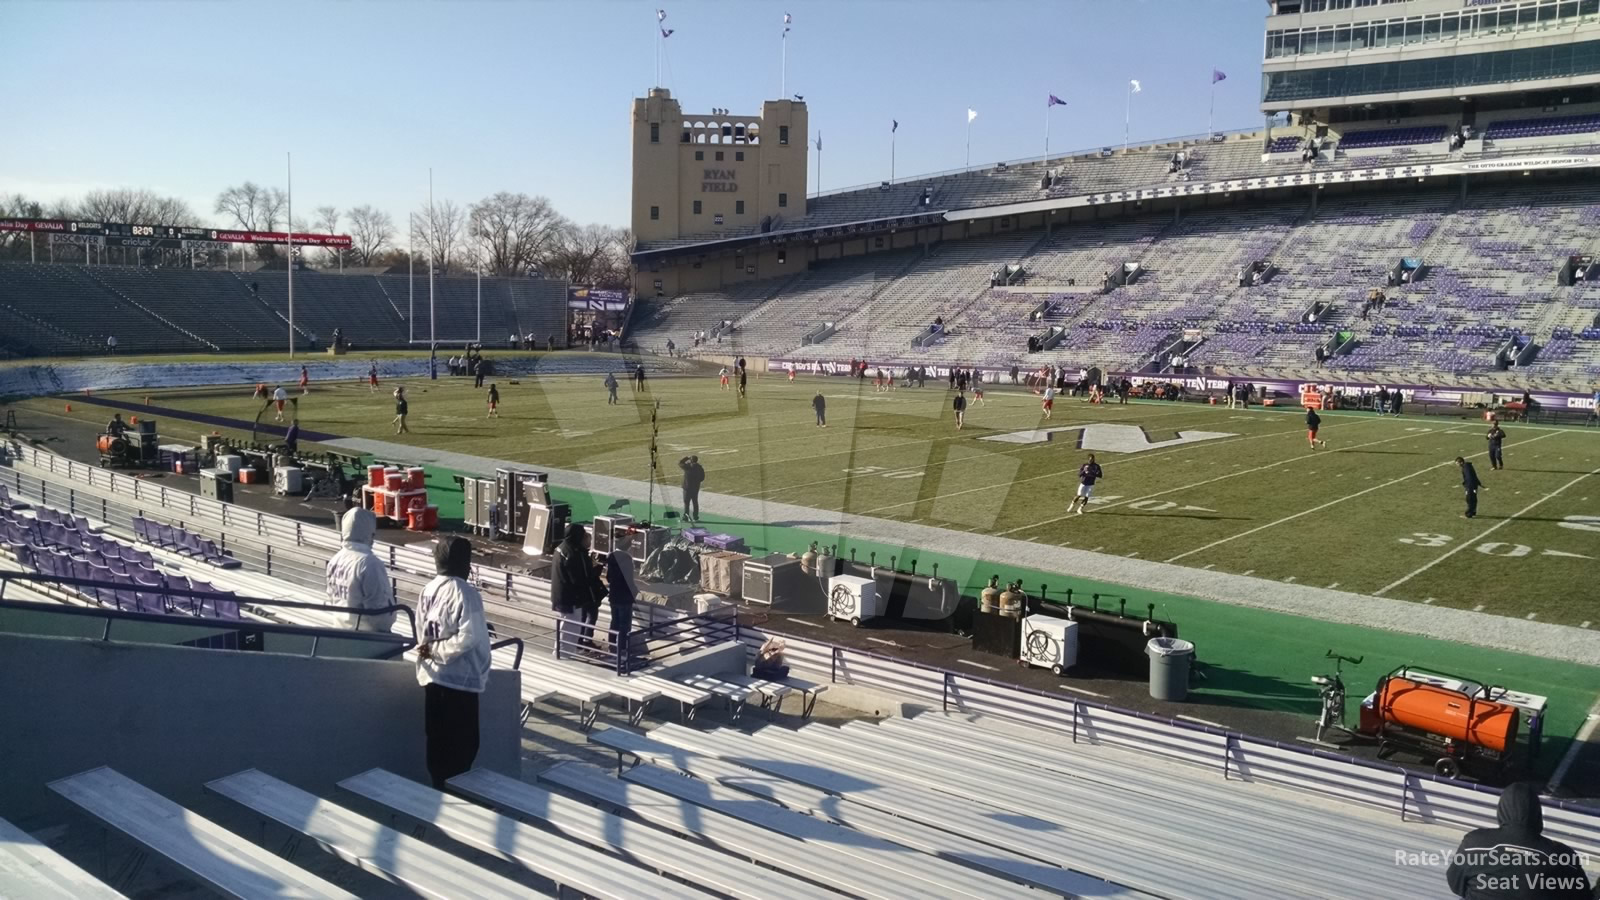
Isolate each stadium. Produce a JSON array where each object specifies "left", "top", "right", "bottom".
[{"left": 2, "top": 1, "right": 1599, "bottom": 897}]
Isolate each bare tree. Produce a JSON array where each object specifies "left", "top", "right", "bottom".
[
  {"left": 312, "top": 205, "right": 344, "bottom": 267},
  {"left": 549, "top": 222, "right": 631, "bottom": 286},
  {"left": 0, "top": 194, "right": 46, "bottom": 261},
  {"left": 347, "top": 205, "right": 394, "bottom": 266},
  {"left": 78, "top": 188, "right": 195, "bottom": 226},
  {"left": 467, "top": 192, "right": 567, "bottom": 276},
  {"left": 214, "top": 182, "right": 288, "bottom": 231},
  {"left": 414, "top": 199, "right": 466, "bottom": 275}
]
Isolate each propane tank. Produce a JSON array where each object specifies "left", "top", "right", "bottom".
[
  {"left": 1377, "top": 675, "right": 1519, "bottom": 755},
  {"left": 815, "top": 544, "right": 836, "bottom": 580},
  {"left": 801, "top": 541, "right": 819, "bottom": 575},
  {"left": 999, "top": 580, "right": 1023, "bottom": 618},
  {"left": 980, "top": 576, "right": 1001, "bottom": 614}
]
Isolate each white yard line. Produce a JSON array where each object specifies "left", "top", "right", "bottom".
[
  {"left": 955, "top": 658, "right": 998, "bottom": 671},
  {"left": 997, "top": 425, "right": 1436, "bottom": 538},
  {"left": 1056, "top": 684, "right": 1108, "bottom": 698},
  {"left": 1176, "top": 715, "right": 1228, "bottom": 729},
  {"left": 1375, "top": 463, "right": 1600, "bottom": 596},
  {"left": 1548, "top": 703, "right": 1600, "bottom": 791},
  {"left": 1166, "top": 432, "right": 1561, "bottom": 563}
]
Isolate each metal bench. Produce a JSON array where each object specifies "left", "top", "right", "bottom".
[
  {"left": 538, "top": 761, "right": 917, "bottom": 900},
  {"left": 0, "top": 815, "right": 125, "bottom": 899},
  {"left": 631, "top": 673, "right": 717, "bottom": 721},
  {"left": 448, "top": 767, "right": 833, "bottom": 900},
  {"left": 589, "top": 726, "right": 1138, "bottom": 898},
  {"left": 205, "top": 769, "right": 529, "bottom": 899},
  {"left": 520, "top": 654, "right": 654, "bottom": 728},
  {"left": 672, "top": 672, "right": 755, "bottom": 720},
  {"left": 336, "top": 769, "right": 710, "bottom": 900},
  {"left": 48, "top": 767, "right": 355, "bottom": 899}
]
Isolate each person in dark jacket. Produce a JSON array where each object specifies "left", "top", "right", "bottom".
[
  {"left": 679, "top": 455, "right": 705, "bottom": 522},
  {"left": 1457, "top": 457, "right": 1483, "bottom": 519},
  {"left": 549, "top": 523, "right": 604, "bottom": 653},
  {"left": 1445, "top": 782, "right": 1591, "bottom": 899},
  {"left": 812, "top": 391, "right": 827, "bottom": 427},
  {"left": 1305, "top": 407, "right": 1325, "bottom": 450},
  {"left": 604, "top": 548, "right": 638, "bottom": 663},
  {"left": 1486, "top": 421, "right": 1506, "bottom": 470}
]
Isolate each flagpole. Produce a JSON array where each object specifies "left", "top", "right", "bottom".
[
  {"left": 1045, "top": 104, "right": 1050, "bottom": 159},
  {"left": 428, "top": 167, "right": 435, "bottom": 349},
  {"left": 891, "top": 131, "right": 896, "bottom": 183},
  {"left": 781, "top": 32, "right": 787, "bottom": 99},
  {"left": 287, "top": 151, "right": 294, "bottom": 359},
  {"left": 965, "top": 116, "right": 971, "bottom": 169},
  {"left": 1209, "top": 80, "right": 1217, "bottom": 135},
  {"left": 1124, "top": 85, "right": 1132, "bottom": 151}
]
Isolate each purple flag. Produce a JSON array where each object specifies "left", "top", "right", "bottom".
[
  {"left": 1212, "top": 69, "right": 1227, "bottom": 84},
  {"left": 892, "top": 119, "right": 898, "bottom": 133},
  {"left": 1048, "top": 94, "right": 1066, "bottom": 107},
  {"left": 661, "top": 27, "right": 674, "bottom": 38}
]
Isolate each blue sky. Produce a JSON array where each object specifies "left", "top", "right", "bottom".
[{"left": 0, "top": 0, "right": 1271, "bottom": 235}]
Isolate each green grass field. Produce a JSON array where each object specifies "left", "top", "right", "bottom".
[{"left": 46, "top": 370, "right": 1600, "bottom": 626}]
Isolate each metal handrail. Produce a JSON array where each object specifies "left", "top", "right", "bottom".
[
  {"left": 489, "top": 636, "right": 525, "bottom": 671},
  {"left": 0, "top": 572, "right": 419, "bottom": 644}
]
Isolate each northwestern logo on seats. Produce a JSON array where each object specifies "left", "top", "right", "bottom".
[{"left": 980, "top": 424, "right": 1235, "bottom": 453}]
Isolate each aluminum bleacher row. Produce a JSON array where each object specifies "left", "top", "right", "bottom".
[{"left": 0, "top": 262, "right": 569, "bottom": 354}]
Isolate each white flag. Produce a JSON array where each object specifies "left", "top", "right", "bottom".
[
  {"left": 967, "top": 108, "right": 978, "bottom": 123},
  {"left": 657, "top": 8, "right": 666, "bottom": 21},
  {"left": 1130, "top": 79, "right": 1142, "bottom": 93}
]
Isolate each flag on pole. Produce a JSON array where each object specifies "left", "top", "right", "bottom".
[
  {"left": 1212, "top": 69, "right": 1227, "bottom": 84},
  {"left": 1048, "top": 94, "right": 1066, "bottom": 107},
  {"left": 967, "top": 108, "right": 978, "bottom": 122},
  {"left": 657, "top": 8, "right": 666, "bottom": 21},
  {"left": 1130, "top": 79, "right": 1142, "bottom": 93},
  {"left": 661, "top": 27, "right": 674, "bottom": 37},
  {"left": 814, "top": 133, "right": 822, "bottom": 151},
  {"left": 892, "top": 119, "right": 899, "bottom": 132}
]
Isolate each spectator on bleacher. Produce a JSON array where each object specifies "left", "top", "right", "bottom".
[
  {"left": 106, "top": 335, "right": 117, "bottom": 355},
  {"left": 604, "top": 546, "right": 638, "bottom": 662},
  {"left": 415, "top": 536, "right": 491, "bottom": 789},
  {"left": 666, "top": 339, "right": 676, "bottom": 357},
  {"left": 550, "top": 523, "right": 605, "bottom": 650},
  {"left": 1445, "top": 781, "right": 1591, "bottom": 899},
  {"left": 324, "top": 508, "right": 395, "bottom": 632}
]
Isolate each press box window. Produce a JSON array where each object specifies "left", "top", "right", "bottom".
[
  {"left": 650, "top": 123, "right": 659, "bottom": 143},
  {"left": 715, "top": 151, "right": 724, "bottom": 161},
  {"left": 777, "top": 249, "right": 787, "bottom": 264},
  {"left": 778, "top": 193, "right": 788, "bottom": 208},
  {"left": 779, "top": 125, "right": 789, "bottom": 145},
  {"left": 736, "top": 151, "right": 745, "bottom": 161},
  {"left": 736, "top": 200, "right": 745, "bottom": 214},
  {"left": 695, "top": 150, "right": 704, "bottom": 161},
  {"left": 650, "top": 206, "right": 659, "bottom": 220},
  {"left": 693, "top": 200, "right": 702, "bottom": 214}
]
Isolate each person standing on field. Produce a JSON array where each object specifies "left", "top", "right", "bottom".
[
  {"left": 486, "top": 383, "right": 500, "bottom": 418},
  {"left": 392, "top": 387, "right": 410, "bottom": 434},
  {"left": 1457, "top": 456, "right": 1482, "bottom": 519},
  {"left": 1306, "top": 406, "right": 1326, "bottom": 450},
  {"left": 813, "top": 390, "right": 827, "bottom": 427},
  {"left": 604, "top": 371, "right": 619, "bottom": 405},
  {"left": 1486, "top": 420, "right": 1505, "bottom": 470},
  {"left": 952, "top": 390, "right": 967, "bottom": 430},
  {"left": 1042, "top": 384, "right": 1057, "bottom": 419},
  {"left": 1067, "top": 454, "right": 1103, "bottom": 515}
]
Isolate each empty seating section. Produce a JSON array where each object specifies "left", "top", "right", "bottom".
[
  {"left": 0, "top": 264, "right": 208, "bottom": 353},
  {"left": 724, "top": 250, "right": 918, "bottom": 355},
  {"left": 0, "top": 262, "right": 568, "bottom": 353},
  {"left": 1336, "top": 124, "right": 1447, "bottom": 150},
  {"left": 1267, "top": 136, "right": 1303, "bottom": 153},
  {"left": 246, "top": 271, "right": 406, "bottom": 346},
  {"left": 0, "top": 505, "right": 241, "bottom": 619},
  {"left": 1484, "top": 111, "right": 1600, "bottom": 141},
  {"left": 83, "top": 267, "right": 284, "bottom": 349},
  {"left": 630, "top": 278, "right": 784, "bottom": 352}
]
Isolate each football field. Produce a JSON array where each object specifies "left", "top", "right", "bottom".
[{"left": 71, "top": 370, "right": 1600, "bottom": 628}]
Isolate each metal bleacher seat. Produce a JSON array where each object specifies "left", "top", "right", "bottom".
[
  {"left": 586, "top": 726, "right": 1124, "bottom": 899},
  {"left": 205, "top": 768, "right": 530, "bottom": 899},
  {"left": 448, "top": 767, "right": 835, "bottom": 900},
  {"left": 48, "top": 767, "right": 357, "bottom": 899},
  {"left": 337, "top": 769, "right": 712, "bottom": 900},
  {"left": 538, "top": 761, "right": 924, "bottom": 900},
  {"left": 0, "top": 815, "right": 125, "bottom": 900}
]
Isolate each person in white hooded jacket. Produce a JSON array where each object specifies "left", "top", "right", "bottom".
[
  {"left": 324, "top": 508, "right": 396, "bottom": 632},
  {"left": 415, "top": 537, "right": 490, "bottom": 788}
]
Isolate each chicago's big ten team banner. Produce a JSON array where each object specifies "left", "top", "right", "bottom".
[
  {"left": 568, "top": 287, "right": 629, "bottom": 311},
  {"left": 767, "top": 358, "right": 1598, "bottom": 410}
]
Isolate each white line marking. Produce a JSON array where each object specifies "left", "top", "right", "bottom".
[
  {"left": 1091, "top": 546, "right": 1105, "bottom": 552},
  {"left": 1377, "top": 462, "right": 1599, "bottom": 596},
  {"left": 992, "top": 421, "right": 1419, "bottom": 536},
  {"left": 1326, "top": 582, "right": 1339, "bottom": 589},
  {"left": 788, "top": 618, "right": 826, "bottom": 628},
  {"left": 956, "top": 659, "right": 998, "bottom": 671},
  {"left": 1241, "top": 569, "right": 1255, "bottom": 576},
  {"left": 1202, "top": 563, "right": 1215, "bottom": 570},
  {"left": 1168, "top": 432, "right": 1562, "bottom": 564},
  {"left": 1056, "top": 685, "right": 1107, "bottom": 698},
  {"left": 1126, "top": 551, "right": 1140, "bottom": 558},
  {"left": 1176, "top": 715, "right": 1228, "bottom": 729},
  {"left": 1582, "top": 621, "right": 1592, "bottom": 629},
  {"left": 866, "top": 637, "right": 900, "bottom": 647},
  {"left": 1284, "top": 576, "right": 1297, "bottom": 583},
  {"left": 1424, "top": 597, "right": 1436, "bottom": 604},
  {"left": 1549, "top": 700, "right": 1600, "bottom": 790},
  {"left": 1473, "top": 604, "right": 1485, "bottom": 612},
  {"left": 1525, "top": 613, "right": 1537, "bottom": 620}
]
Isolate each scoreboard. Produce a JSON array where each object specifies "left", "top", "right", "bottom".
[{"left": 0, "top": 218, "right": 352, "bottom": 248}]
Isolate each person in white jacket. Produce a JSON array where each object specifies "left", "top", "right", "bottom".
[
  {"left": 323, "top": 508, "right": 395, "bottom": 632},
  {"left": 415, "top": 537, "right": 490, "bottom": 788}
]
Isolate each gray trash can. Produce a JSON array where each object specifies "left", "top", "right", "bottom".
[{"left": 1146, "top": 637, "right": 1195, "bottom": 701}]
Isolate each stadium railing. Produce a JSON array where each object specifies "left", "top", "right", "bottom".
[
  {"left": 738, "top": 624, "right": 1600, "bottom": 859},
  {"left": 4, "top": 443, "right": 738, "bottom": 674}
]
